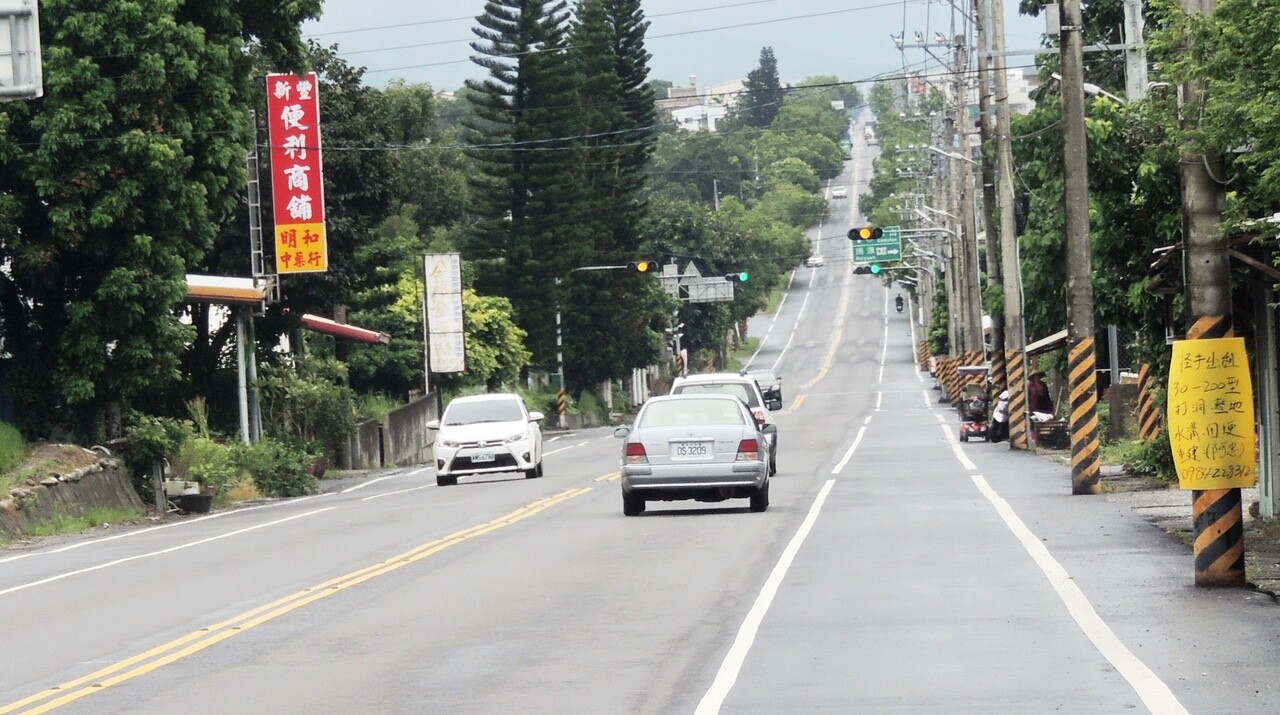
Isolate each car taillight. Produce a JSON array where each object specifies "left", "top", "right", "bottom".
[
  {"left": 751, "top": 408, "right": 766, "bottom": 426},
  {"left": 625, "top": 441, "right": 649, "bottom": 464},
  {"left": 736, "top": 438, "right": 759, "bottom": 462}
]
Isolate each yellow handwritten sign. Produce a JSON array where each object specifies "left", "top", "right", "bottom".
[{"left": 1167, "top": 337, "right": 1256, "bottom": 490}]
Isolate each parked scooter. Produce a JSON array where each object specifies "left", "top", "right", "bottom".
[{"left": 988, "top": 390, "right": 1010, "bottom": 443}]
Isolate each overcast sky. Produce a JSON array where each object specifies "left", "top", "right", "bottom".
[{"left": 303, "top": 0, "right": 1049, "bottom": 93}]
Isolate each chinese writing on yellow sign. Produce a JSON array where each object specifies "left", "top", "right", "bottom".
[{"left": 1167, "top": 337, "right": 1256, "bottom": 490}]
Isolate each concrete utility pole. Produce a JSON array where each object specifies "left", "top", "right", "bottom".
[
  {"left": 1178, "top": 0, "right": 1243, "bottom": 588},
  {"left": 992, "top": 0, "right": 1029, "bottom": 449},
  {"left": 975, "top": 0, "right": 1006, "bottom": 391},
  {"left": 1058, "top": 0, "right": 1103, "bottom": 495},
  {"left": 949, "top": 37, "right": 979, "bottom": 353}
]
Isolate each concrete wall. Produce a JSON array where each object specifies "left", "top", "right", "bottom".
[
  {"left": 343, "top": 394, "right": 438, "bottom": 470},
  {"left": 0, "top": 460, "right": 144, "bottom": 539},
  {"left": 1108, "top": 382, "right": 1140, "bottom": 441}
]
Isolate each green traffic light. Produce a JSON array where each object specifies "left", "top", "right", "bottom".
[
  {"left": 738, "top": 271, "right": 749, "bottom": 282},
  {"left": 870, "top": 264, "right": 881, "bottom": 274}
]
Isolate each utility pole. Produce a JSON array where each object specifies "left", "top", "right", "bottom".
[
  {"left": 975, "top": 0, "right": 1006, "bottom": 390},
  {"left": 947, "top": 37, "right": 973, "bottom": 354},
  {"left": 1059, "top": 0, "right": 1103, "bottom": 495},
  {"left": 992, "top": 0, "right": 1029, "bottom": 449},
  {"left": 1178, "top": 0, "right": 1243, "bottom": 588}
]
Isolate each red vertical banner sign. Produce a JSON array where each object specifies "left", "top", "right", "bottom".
[{"left": 265, "top": 72, "right": 328, "bottom": 274}]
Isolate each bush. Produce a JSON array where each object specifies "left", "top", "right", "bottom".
[
  {"left": 178, "top": 437, "right": 239, "bottom": 497},
  {"left": 0, "top": 421, "right": 26, "bottom": 474},
  {"left": 259, "top": 359, "right": 358, "bottom": 464},
  {"left": 235, "top": 439, "right": 319, "bottom": 498},
  {"left": 124, "top": 414, "right": 192, "bottom": 480},
  {"left": 1128, "top": 430, "right": 1176, "bottom": 483}
]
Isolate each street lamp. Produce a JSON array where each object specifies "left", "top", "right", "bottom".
[{"left": 1050, "top": 72, "right": 1127, "bottom": 104}]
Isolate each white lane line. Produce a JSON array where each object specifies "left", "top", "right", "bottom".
[
  {"left": 745, "top": 272, "right": 798, "bottom": 369},
  {"left": 341, "top": 469, "right": 428, "bottom": 494},
  {"left": 877, "top": 291, "right": 889, "bottom": 384},
  {"left": 934, "top": 414, "right": 945, "bottom": 423},
  {"left": 0, "top": 494, "right": 335, "bottom": 566},
  {"left": 770, "top": 290, "right": 811, "bottom": 372},
  {"left": 875, "top": 391, "right": 883, "bottom": 412},
  {"left": 940, "top": 424, "right": 977, "bottom": 471},
  {"left": 969, "top": 474, "right": 1190, "bottom": 715},
  {"left": 695, "top": 479, "right": 836, "bottom": 715},
  {"left": 831, "top": 426, "right": 867, "bottom": 474},
  {"left": 863, "top": 415, "right": 872, "bottom": 425},
  {"left": 545, "top": 441, "right": 589, "bottom": 457},
  {"left": 922, "top": 390, "right": 932, "bottom": 408},
  {"left": 0, "top": 508, "right": 336, "bottom": 597},
  {"left": 363, "top": 484, "right": 433, "bottom": 501}
]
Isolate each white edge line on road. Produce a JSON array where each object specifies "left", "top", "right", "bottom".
[
  {"left": 969, "top": 474, "right": 1190, "bottom": 715},
  {"left": 695, "top": 479, "right": 836, "bottom": 715},
  {"left": 341, "top": 468, "right": 429, "bottom": 494},
  {"left": 940, "top": 424, "right": 977, "bottom": 471},
  {"left": 0, "top": 508, "right": 337, "bottom": 597},
  {"left": 363, "top": 483, "right": 434, "bottom": 501},
  {"left": 922, "top": 389, "right": 931, "bottom": 408},
  {"left": 545, "top": 441, "right": 589, "bottom": 457},
  {"left": 0, "top": 494, "right": 336, "bottom": 566},
  {"left": 770, "top": 288, "right": 811, "bottom": 372},
  {"left": 934, "top": 413, "right": 945, "bottom": 423},
  {"left": 877, "top": 290, "right": 889, "bottom": 384},
  {"left": 875, "top": 391, "right": 883, "bottom": 412},
  {"left": 832, "top": 426, "right": 867, "bottom": 474}
]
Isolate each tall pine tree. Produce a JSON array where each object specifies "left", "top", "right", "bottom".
[
  {"left": 735, "top": 46, "right": 784, "bottom": 128},
  {"left": 558, "top": 0, "right": 664, "bottom": 391},
  {"left": 465, "top": 0, "right": 587, "bottom": 371}
]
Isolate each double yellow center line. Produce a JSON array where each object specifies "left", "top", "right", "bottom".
[{"left": 2, "top": 487, "right": 592, "bottom": 714}]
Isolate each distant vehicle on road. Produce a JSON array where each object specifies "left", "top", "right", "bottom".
[
  {"left": 426, "top": 393, "right": 545, "bottom": 486},
  {"left": 831, "top": 186, "right": 848, "bottom": 199},
  {"left": 615, "top": 394, "right": 774, "bottom": 515},
  {"left": 805, "top": 254, "right": 825, "bottom": 268},
  {"left": 864, "top": 125, "right": 877, "bottom": 145},
  {"left": 670, "top": 372, "right": 780, "bottom": 475}
]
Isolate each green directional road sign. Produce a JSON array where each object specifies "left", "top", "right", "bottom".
[{"left": 852, "top": 225, "right": 902, "bottom": 264}]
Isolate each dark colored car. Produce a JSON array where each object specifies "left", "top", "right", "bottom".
[{"left": 745, "top": 369, "right": 782, "bottom": 402}]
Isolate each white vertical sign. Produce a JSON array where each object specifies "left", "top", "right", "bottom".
[{"left": 423, "top": 253, "right": 466, "bottom": 373}]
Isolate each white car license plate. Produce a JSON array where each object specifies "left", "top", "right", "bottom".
[
  {"left": 672, "top": 441, "right": 712, "bottom": 459},
  {"left": 471, "top": 451, "right": 495, "bottom": 463}
]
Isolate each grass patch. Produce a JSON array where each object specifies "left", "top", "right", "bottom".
[
  {"left": 1100, "top": 439, "right": 1145, "bottom": 467},
  {"left": 354, "top": 392, "right": 402, "bottom": 423},
  {"left": 762, "top": 286, "right": 787, "bottom": 315},
  {"left": 1, "top": 443, "right": 101, "bottom": 495},
  {"left": 25, "top": 507, "right": 146, "bottom": 538},
  {"left": 725, "top": 337, "right": 761, "bottom": 373}
]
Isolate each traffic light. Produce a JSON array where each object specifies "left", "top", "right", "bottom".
[
  {"left": 628, "top": 260, "right": 657, "bottom": 272},
  {"left": 847, "top": 226, "right": 884, "bottom": 241},
  {"left": 853, "top": 264, "right": 882, "bottom": 275},
  {"left": 724, "top": 272, "right": 749, "bottom": 283}
]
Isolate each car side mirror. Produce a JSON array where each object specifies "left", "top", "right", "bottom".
[
  {"left": 529, "top": 411, "right": 545, "bottom": 422},
  {"left": 614, "top": 426, "right": 631, "bottom": 438},
  {"left": 426, "top": 419, "right": 441, "bottom": 430},
  {"left": 766, "top": 399, "right": 782, "bottom": 411},
  {"left": 760, "top": 423, "right": 778, "bottom": 435}
]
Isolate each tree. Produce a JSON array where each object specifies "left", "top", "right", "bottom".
[
  {"left": 0, "top": 0, "right": 321, "bottom": 440},
  {"left": 734, "top": 47, "right": 784, "bottom": 129},
  {"left": 464, "top": 0, "right": 586, "bottom": 369}
]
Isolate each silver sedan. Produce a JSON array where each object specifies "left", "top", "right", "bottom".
[{"left": 615, "top": 394, "right": 775, "bottom": 516}]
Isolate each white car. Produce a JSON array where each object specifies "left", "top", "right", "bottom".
[
  {"left": 427, "top": 393, "right": 545, "bottom": 486},
  {"left": 831, "top": 186, "right": 848, "bottom": 199},
  {"left": 805, "top": 254, "right": 825, "bottom": 268}
]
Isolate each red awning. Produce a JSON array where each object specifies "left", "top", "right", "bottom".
[{"left": 299, "top": 314, "right": 390, "bottom": 344}]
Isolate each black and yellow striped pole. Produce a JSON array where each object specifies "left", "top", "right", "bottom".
[
  {"left": 1068, "top": 338, "right": 1102, "bottom": 494},
  {"left": 556, "top": 387, "right": 567, "bottom": 427},
  {"left": 1006, "top": 348, "right": 1029, "bottom": 449},
  {"left": 1137, "top": 363, "right": 1161, "bottom": 441},
  {"left": 1186, "top": 316, "right": 1246, "bottom": 588}
]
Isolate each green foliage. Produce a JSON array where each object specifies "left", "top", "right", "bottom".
[
  {"left": 0, "top": 422, "right": 26, "bottom": 474},
  {"left": 180, "top": 436, "right": 240, "bottom": 496},
  {"left": 764, "top": 157, "right": 821, "bottom": 194},
  {"left": 124, "top": 414, "right": 192, "bottom": 478},
  {"left": 26, "top": 507, "right": 146, "bottom": 538},
  {"left": 731, "top": 47, "right": 784, "bottom": 128},
  {"left": 258, "top": 358, "right": 357, "bottom": 462},
  {"left": 1129, "top": 430, "right": 1177, "bottom": 483},
  {"left": 235, "top": 438, "right": 319, "bottom": 498}
]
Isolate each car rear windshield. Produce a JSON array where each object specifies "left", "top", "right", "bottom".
[
  {"left": 443, "top": 399, "right": 524, "bottom": 425},
  {"left": 671, "top": 381, "right": 759, "bottom": 407},
  {"left": 640, "top": 399, "right": 746, "bottom": 428}
]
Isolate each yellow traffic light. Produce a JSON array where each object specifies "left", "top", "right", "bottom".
[
  {"left": 628, "top": 260, "right": 657, "bottom": 272},
  {"left": 857, "top": 226, "right": 883, "bottom": 240}
]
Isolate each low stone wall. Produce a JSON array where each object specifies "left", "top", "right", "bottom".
[
  {"left": 343, "top": 394, "right": 438, "bottom": 470},
  {"left": 0, "top": 459, "right": 144, "bottom": 539}
]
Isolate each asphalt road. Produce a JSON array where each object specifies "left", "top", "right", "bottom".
[{"left": 2, "top": 126, "right": 1279, "bottom": 714}]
